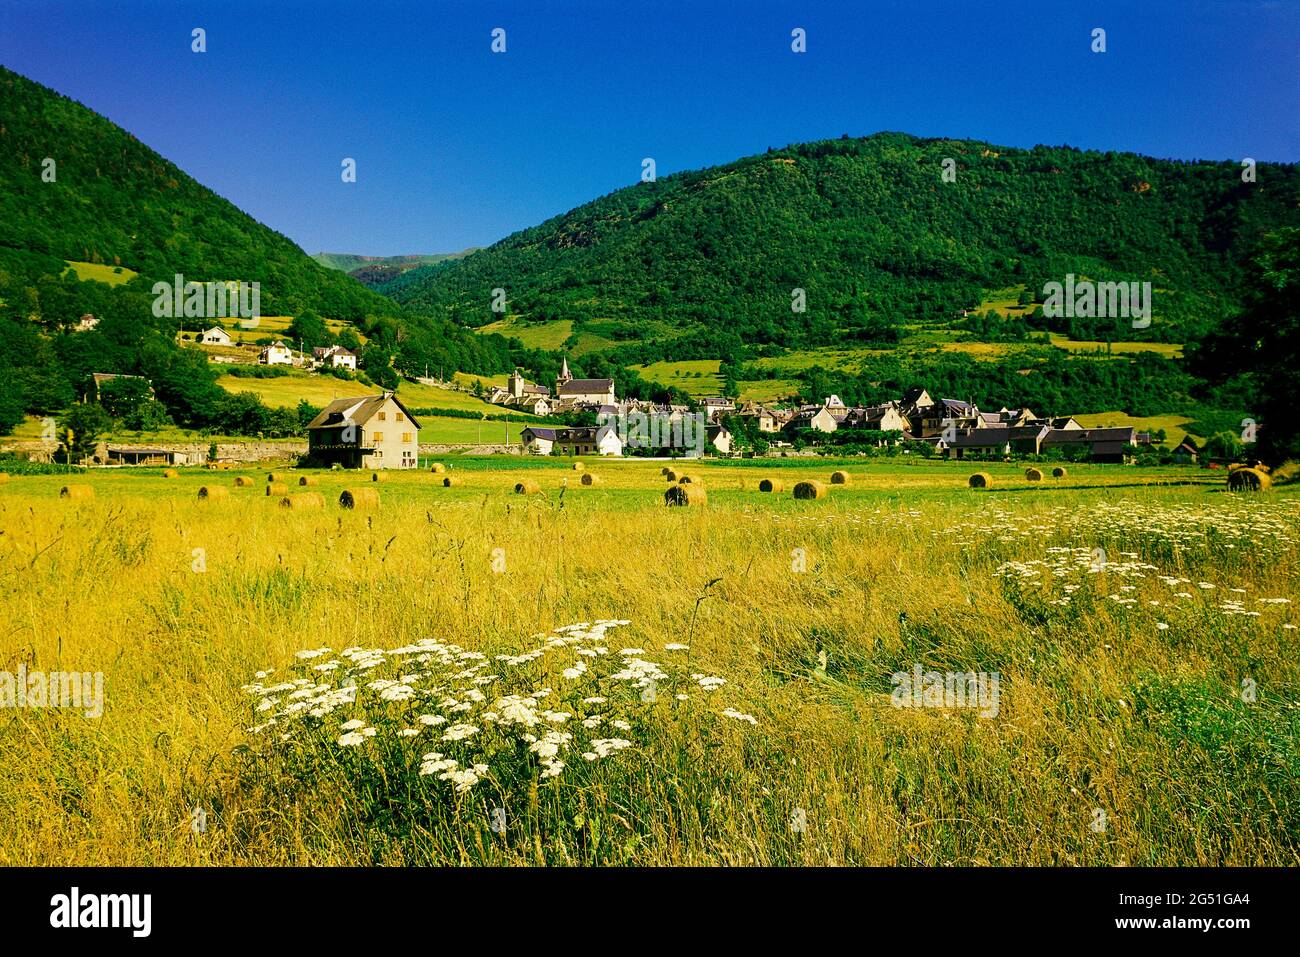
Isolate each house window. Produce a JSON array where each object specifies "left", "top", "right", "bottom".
[
  {"left": 378, "top": 411, "right": 387, "bottom": 421},
  {"left": 396, "top": 412, "right": 405, "bottom": 422},
  {"left": 374, "top": 432, "right": 384, "bottom": 442},
  {"left": 402, "top": 433, "right": 412, "bottom": 443}
]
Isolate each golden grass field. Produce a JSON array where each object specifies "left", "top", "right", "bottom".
[{"left": 0, "top": 458, "right": 1296, "bottom": 866}]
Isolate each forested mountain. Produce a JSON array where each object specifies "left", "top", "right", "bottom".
[
  {"left": 0, "top": 65, "right": 523, "bottom": 435},
  {"left": 384, "top": 132, "right": 1300, "bottom": 354}
]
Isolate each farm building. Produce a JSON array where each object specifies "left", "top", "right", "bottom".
[
  {"left": 1172, "top": 437, "right": 1199, "bottom": 464},
  {"left": 103, "top": 445, "right": 192, "bottom": 466},
  {"left": 305, "top": 392, "right": 421, "bottom": 469},
  {"left": 198, "top": 325, "right": 233, "bottom": 345}
]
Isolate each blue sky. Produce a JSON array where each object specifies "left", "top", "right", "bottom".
[{"left": 2, "top": 0, "right": 1296, "bottom": 256}]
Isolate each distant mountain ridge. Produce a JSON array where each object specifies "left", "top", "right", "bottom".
[{"left": 313, "top": 250, "right": 480, "bottom": 288}]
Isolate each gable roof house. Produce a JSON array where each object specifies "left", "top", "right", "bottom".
[
  {"left": 305, "top": 392, "right": 421, "bottom": 469},
  {"left": 198, "top": 325, "right": 233, "bottom": 345},
  {"left": 1040, "top": 426, "right": 1138, "bottom": 463},
  {"left": 520, "top": 425, "right": 623, "bottom": 457},
  {"left": 259, "top": 341, "right": 294, "bottom": 366}
]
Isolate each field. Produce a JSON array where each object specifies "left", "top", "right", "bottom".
[
  {"left": 63, "top": 260, "right": 138, "bottom": 286},
  {"left": 217, "top": 369, "right": 508, "bottom": 413},
  {"left": 1, "top": 457, "right": 1296, "bottom": 866}
]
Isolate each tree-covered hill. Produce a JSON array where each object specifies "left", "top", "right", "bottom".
[
  {"left": 384, "top": 132, "right": 1300, "bottom": 352},
  {"left": 0, "top": 65, "right": 527, "bottom": 436}
]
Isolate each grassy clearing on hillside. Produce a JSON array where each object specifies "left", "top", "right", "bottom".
[
  {"left": 63, "top": 260, "right": 138, "bottom": 286},
  {"left": 1, "top": 460, "right": 1295, "bottom": 866},
  {"left": 1073, "top": 412, "right": 1194, "bottom": 447},
  {"left": 1048, "top": 334, "right": 1184, "bottom": 358},
  {"left": 217, "top": 370, "right": 505, "bottom": 413}
]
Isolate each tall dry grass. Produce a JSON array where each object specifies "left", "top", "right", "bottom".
[{"left": 0, "top": 461, "right": 1296, "bottom": 865}]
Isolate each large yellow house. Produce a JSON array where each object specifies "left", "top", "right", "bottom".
[{"left": 305, "top": 392, "right": 421, "bottom": 469}]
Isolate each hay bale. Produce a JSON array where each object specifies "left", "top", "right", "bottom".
[
  {"left": 233, "top": 476, "right": 255, "bottom": 487},
  {"left": 793, "top": 480, "right": 827, "bottom": 500},
  {"left": 60, "top": 484, "right": 94, "bottom": 500},
  {"left": 371, "top": 472, "right": 386, "bottom": 483},
  {"left": 660, "top": 467, "right": 673, "bottom": 476},
  {"left": 1052, "top": 466, "right": 1068, "bottom": 479},
  {"left": 1227, "top": 467, "right": 1272, "bottom": 492},
  {"left": 281, "top": 492, "right": 325, "bottom": 509},
  {"left": 580, "top": 473, "right": 600, "bottom": 486},
  {"left": 442, "top": 476, "right": 460, "bottom": 487},
  {"left": 830, "top": 470, "right": 851, "bottom": 485},
  {"left": 664, "top": 484, "right": 706, "bottom": 506},
  {"left": 340, "top": 487, "right": 380, "bottom": 509},
  {"left": 663, "top": 469, "right": 678, "bottom": 482},
  {"left": 676, "top": 474, "right": 698, "bottom": 484},
  {"left": 266, "top": 472, "right": 283, "bottom": 483},
  {"left": 514, "top": 480, "right": 541, "bottom": 495},
  {"left": 572, "top": 462, "right": 584, "bottom": 471},
  {"left": 298, "top": 475, "right": 320, "bottom": 486},
  {"left": 266, "top": 482, "right": 289, "bottom": 497},
  {"left": 758, "top": 478, "right": 783, "bottom": 493},
  {"left": 1025, "top": 467, "right": 1043, "bottom": 482},
  {"left": 968, "top": 472, "right": 991, "bottom": 488},
  {"left": 429, "top": 463, "right": 447, "bottom": 474},
  {"left": 162, "top": 468, "right": 179, "bottom": 479},
  {"left": 197, "top": 486, "right": 229, "bottom": 501}
]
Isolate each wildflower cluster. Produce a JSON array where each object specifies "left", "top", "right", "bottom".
[{"left": 240, "top": 620, "right": 756, "bottom": 797}]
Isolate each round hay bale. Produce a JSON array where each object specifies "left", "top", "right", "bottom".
[
  {"left": 676, "top": 474, "right": 698, "bottom": 484},
  {"left": 266, "top": 472, "right": 283, "bottom": 483},
  {"left": 162, "top": 468, "right": 179, "bottom": 479},
  {"left": 572, "top": 462, "right": 584, "bottom": 471},
  {"left": 830, "top": 470, "right": 851, "bottom": 485},
  {"left": 1052, "top": 466, "right": 1068, "bottom": 479},
  {"left": 298, "top": 475, "right": 320, "bottom": 486},
  {"left": 1227, "top": 467, "right": 1272, "bottom": 492},
  {"left": 1025, "top": 467, "right": 1044, "bottom": 482},
  {"left": 968, "top": 472, "right": 991, "bottom": 489},
  {"left": 663, "top": 469, "right": 678, "bottom": 482},
  {"left": 60, "top": 484, "right": 94, "bottom": 500},
  {"left": 429, "top": 463, "right": 447, "bottom": 473},
  {"left": 266, "top": 482, "right": 289, "bottom": 497},
  {"left": 197, "top": 486, "right": 229, "bottom": 501},
  {"left": 514, "top": 480, "right": 541, "bottom": 495},
  {"left": 758, "top": 478, "right": 783, "bottom": 493},
  {"left": 580, "top": 473, "right": 600, "bottom": 486},
  {"left": 660, "top": 467, "right": 672, "bottom": 476},
  {"left": 665, "top": 484, "right": 706, "bottom": 506},
  {"left": 442, "top": 476, "right": 460, "bottom": 487},
  {"left": 281, "top": 492, "right": 325, "bottom": 509},
  {"left": 371, "top": 472, "right": 386, "bottom": 483},
  {"left": 233, "top": 476, "right": 255, "bottom": 487},
  {"left": 340, "top": 487, "right": 381, "bottom": 509},
  {"left": 793, "top": 480, "right": 827, "bottom": 500}
]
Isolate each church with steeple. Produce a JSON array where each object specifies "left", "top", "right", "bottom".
[{"left": 553, "top": 356, "right": 616, "bottom": 409}]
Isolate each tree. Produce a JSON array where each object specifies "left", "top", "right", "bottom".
[
  {"left": 1189, "top": 228, "right": 1300, "bottom": 464},
  {"left": 98, "top": 375, "right": 153, "bottom": 419},
  {"left": 288, "top": 309, "right": 329, "bottom": 350},
  {"left": 58, "top": 403, "right": 112, "bottom": 461}
]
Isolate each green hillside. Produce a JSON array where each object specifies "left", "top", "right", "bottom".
[
  {"left": 385, "top": 132, "right": 1298, "bottom": 352},
  {"left": 0, "top": 66, "right": 530, "bottom": 438},
  {"left": 383, "top": 131, "right": 1298, "bottom": 420}
]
